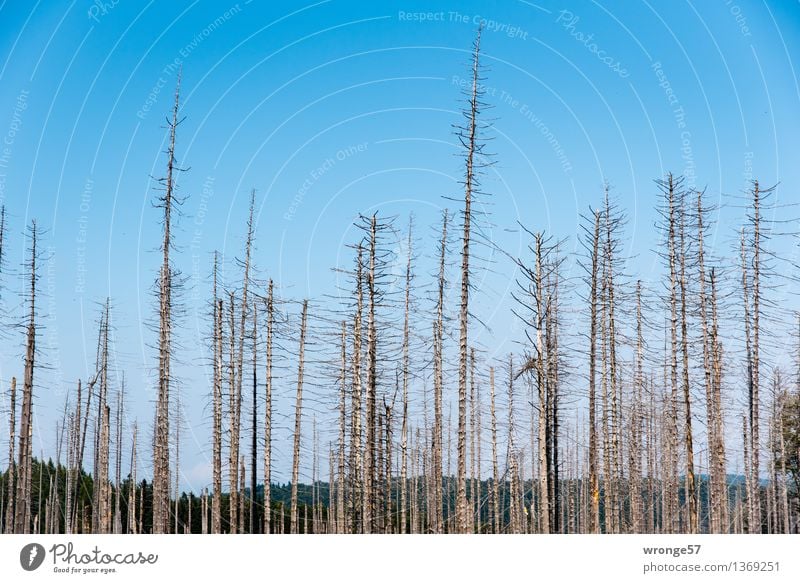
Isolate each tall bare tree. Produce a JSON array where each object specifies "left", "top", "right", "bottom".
[
  {"left": 263, "top": 280, "right": 274, "bottom": 535},
  {"left": 211, "top": 255, "right": 223, "bottom": 534},
  {"left": 455, "top": 25, "right": 488, "bottom": 535},
  {"left": 4, "top": 377, "right": 15, "bottom": 533},
  {"left": 152, "top": 74, "right": 185, "bottom": 534},
  {"left": 290, "top": 300, "right": 309, "bottom": 534},
  {"left": 432, "top": 210, "right": 448, "bottom": 534},
  {"left": 15, "top": 222, "right": 38, "bottom": 534}
]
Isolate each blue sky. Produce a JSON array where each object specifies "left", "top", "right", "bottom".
[{"left": 0, "top": 0, "right": 799, "bottom": 490}]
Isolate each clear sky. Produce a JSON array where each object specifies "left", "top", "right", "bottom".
[{"left": 0, "top": 0, "right": 799, "bottom": 491}]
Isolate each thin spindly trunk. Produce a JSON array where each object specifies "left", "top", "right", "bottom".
[
  {"left": 490, "top": 367, "right": 500, "bottom": 533},
  {"left": 212, "top": 253, "right": 223, "bottom": 534},
  {"left": 15, "top": 222, "right": 38, "bottom": 535},
  {"left": 153, "top": 76, "right": 182, "bottom": 534},
  {"left": 290, "top": 300, "right": 308, "bottom": 534},
  {"left": 4, "top": 377, "right": 16, "bottom": 534},
  {"left": 588, "top": 210, "right": 601, "bottom": 533},
  {"left": 677, "top": 199, "right": 697, "bottom": 533},
  {"left": 433, "top": 210, "right": 448, "bottom": 533},
  {"left": 456, "top": 26, "right": 483, "bottom": 536},
  {"left": 263, "top": 280, "right": 274, "bottom": 534}
]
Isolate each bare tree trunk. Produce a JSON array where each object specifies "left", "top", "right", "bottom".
[
  {"left": 227, "top": 292, "right": 239, "bottom": 533},
  {"left": 114, "top": 382, "right": 123, "bottom": 534},
  {"left": 400, "top": 221, "right": 413, "bottom": 534},
  {"left": 741, "top": 230, "right": 756, "bottom": 533},
  {"left": 630, "top": 281, "right": 645, "bottom": 533},
  {"left": 455, "top": 26, "right": 484, "bottom": 536},
  {"left": 153, "top": 76, "right": 183, "bottom": 534},
  {"left": 709, "top": 269, "right": 727, "bottom": 531},
  {"left": 237, "top": 192, "right": 256, "bottom": 534},
  {"left": 15, "top": 222, "right": 38, "bottom": 534},
  {"left": 351, "top": 245, "right": 364, "bottom": 533},
  {"left": 212, "top": 254, "right": 223, "bottom": 534},
  {"left": 263, "top": 280, "right": 274, "bottom": 535},
  {"left": 173, "top": 388, "right": 181, "bottom": 534},
  {"left": 128, "top": 423, "right": 137, "bottom": 534},
  {"left": 433, "top": 210, "right": 448, "bottom": 534},
  {"left": 490, "top": 367, "right": 500, "bottom": 533},
  {"left": 602, "top": 191, "right": 621, "bottom": 534},
  {"left": 337, "top": 320, "right": 347, "bottom": 534},
  {"left": 290, "top": 300, "right": 309, "bottom": 534},
  {"left": 250, "top": 300, "right": 258, "bottom": 534},
  {"left": 239, "top": 455, "right": 245, "bottom": 533},
  {"left": 587, "top": 210, "right": 601, "bottom": 533},
  {"left": 4, "top": 377, "right": 15, "bottom": 534},
  {"left": 384, "top": 397, "right": 393, "bottom": 533},
  {"left": 777, "top": 389, "right": 790, "bottom": 534},
  {"left": 743, "top": 415, "right": 752, "bottom": 532},
  {"left": 469, "top": 348, "right": 478, "bottom": 532},
  {"left": 365, "top": 215, "right": 379, "bottom": 533},
  {"left": 696, "top": 191, "right": 718, "bottom": 533},
  {"left": 749, "top": 181, "right": 763, "bottom": 533},
  {"left": 677, "top": 200, "right": 697, "bottom": 533}
]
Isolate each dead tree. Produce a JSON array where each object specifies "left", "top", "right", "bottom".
[
  {"left": 630, "top": 281, "right": 645, "bottom": 532},
  {"left": 511, "top": 228, "right": 564, "bottom": 533},
  {"left": 350, "top": 244, "right": 364, "bottom": 533},
  {"left": 582, "top": 209, "right": 602, "bottom": 533},
  {"left": 263, "top": 280, "right": 274, "bottom": 534},
  {"left": 114, "top": 380, "right": 124, "bottom": 534},
  {"left": 4, "top": 377, "right": 15, "bottom": 533},
  {"left": 237, "top": 191, "right": 256, "bottom": 533},
  {"left": 152, "top": 74, "right": 185, "bottom": 534},
  {"left": 741, "top": 180, "right": 774, "bottom": 533},
  {"left": 337, "top": 320, "right": 347, "bottom": 534},
  {"left": 656, "top": 174, "right": 684, "bottom": 534},
  {"left": 250, "top": 299, "right": 258, "bottom": 534},
  {"left": 677, "top": 193, "right": 698, "bottom": 533},
  {"left": 432, "top": 210, "right": 449, "bottom": 533},
  {"left": 490, "top": 367, "right": 500, "bottom": 533},
  {"left": 400, "top": 220, "right": 414, "bottom": 534},
  {"left": 454, "top": 25, "right": 489, "bottom": 535},
  {"left": 365, "top": 216, "right": 378, "bottom": 533},
  {"left": 128, "top": 423, "right": 138, "bottom": 533},
  {"left": 211, "top": 254, "right": 223, "bottom": 534},
  {"left": 709, "top": 269, "right": 727, "bottom": 530},
  {"left": 290, "top": 300, "right": 308, "bottom": 534},
  {"left": 15, "top": 222, "right": 38, "bottom": 534}
]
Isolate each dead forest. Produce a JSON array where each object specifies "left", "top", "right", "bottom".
[{"left": 1, "top": 34, "right": 799, "bottom": 535}]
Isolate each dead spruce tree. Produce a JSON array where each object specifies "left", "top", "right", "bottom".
[
  {"left": 237, "top": 191, "right": 256, "bottom": 533},
  {"left": 263, "top": 279, "right": 274, "bottom": 535},
  {"left": 740, "top": 180, "right": 776, "bottom": 533},
  {"left": 152, "top": 74, "right": 185, "bottom": 534},
  {"left": 92, "top": 301, "right": 111, "bottom": 534},
  {"left": 4, "top": 377, "right": 15, "bottom": 534},
  {"left": 15, "top": 222, "right": 39, "bottom": 534},
  {"left": 512, "top": 229, "right": 564, "bottom": 533},
  {"left": 655, "top": 173, "right": 684, "bottom": 534},
  {"left": 694, "top": 189, "right": 728, "bottom": 532},
  {"left": 290, "top": 300, "right": 309, "bottom": 534},
  {"left": 349, "top": 244, "right": 364, "bottom": 533},
  {"left": 581, "top": 208, "right": 602, "bottom": 533},
  {"left": 227, "top": 291, "right": 239, "bottom": 533},
  {"left": 677, "top": 189, "right": 698, "bottom": 533},
  {"left": 400, "top": 219, "right": 414, "bottom": 534},
  {"left": 250, "top": 298, "right": 258, "bottom": 534},
  {"left": 709, "top": 268, "right": 727, "bottom": 531},
  {"left": 211, "top": 253, "right": 223, "bottom": 534},
  {"left": 432, "top": 210, "right": 449, "bottom": 534},
  {"left": 454, "top": 25, "right": 491, "bottom": 534}
]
